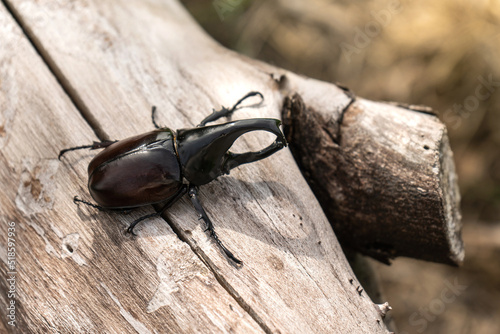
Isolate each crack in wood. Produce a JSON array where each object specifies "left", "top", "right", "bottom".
[
  {"left": 40, "top": 314, "right": 62, "bottom": 334},
  {"left": 334, "top": 87, "right": 357, "bottom": 145},
  {"left": 2, "top": 4, "right": 269, "bottom": 329},
  {"left": 1, "top": 0, "right": 108, "bottom": 141},
  {"left": 2, "top": 3, "right": 270, "bottom": 330},
  {"left": 155, "top": 206, "right": 273, "bottom": 334}
]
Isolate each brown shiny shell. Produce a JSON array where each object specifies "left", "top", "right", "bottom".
[{"left": 88, "top": 129, "right": 182, "bottom": 208}]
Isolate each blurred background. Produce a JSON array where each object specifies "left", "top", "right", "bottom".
[{"left": 180, "top": 0, "right": 499, "bottom": 333}]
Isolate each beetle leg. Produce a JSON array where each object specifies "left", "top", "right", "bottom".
[
  {"left": 151, "top": 106, "right": 161, "bottom": 129},
  {"left": 198, "top": 91, "right": 264, "bottom": 127},
  {"left": 126, "top": 185, "right": 188, "bottom": 235},
  {"left": 126, "top": 212, "right": 160, "bottom": 236},
  {"left": 73, "top": 196, "right": 132, "bottom": 214},
  {"left": 58, "top": 140, "right": 117, "bottom": 160},
  {"left": 73, "top": 195, "right": 107, "bottom": 211},
  {"left": 188, "top": 185, "right": 242, "bottom": 264}
]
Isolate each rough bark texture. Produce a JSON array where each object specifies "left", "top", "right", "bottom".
[
  {"left": 0, "top": 0, "right": 396, "bottom": 333},
  {"left": 282, "top": 92, "right": 463, "bottom": 265}
]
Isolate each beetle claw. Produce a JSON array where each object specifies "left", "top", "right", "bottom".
[{"left": 127, "top": 226, "right": 138, "bottom": 236}]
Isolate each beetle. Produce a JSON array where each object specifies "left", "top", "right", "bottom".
[{"left": 59, "top": 92, "right": 287, "bottom": 264}]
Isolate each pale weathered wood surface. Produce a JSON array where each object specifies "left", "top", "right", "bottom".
[
  {"left": 0, "top": 3, "right": 263, "bottom": 333},
  {"left": 1, "top": 0, "right": 390, "bottom": 333}
]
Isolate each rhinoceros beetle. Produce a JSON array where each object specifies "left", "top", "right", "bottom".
[{"left": 59, "top": 92, "right": 287, "bottom": 264}]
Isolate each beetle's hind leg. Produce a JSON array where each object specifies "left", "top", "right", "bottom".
[
  {"left": 126, "top": 185, "right": 188, "bottom": 235},
  {"left": 73, "top": 196, "right": 135, "bottom": 218},
  {"left": 73, "top": 196, "right": 106, "bottom": 211},
  {"left": 188, "top": 185, "right": 242, "bottom": 264},
  {"left": 198, "top": 91, "right": 264, "bottom": 127},
  {"left": 73, "top": 196, "right": 133, "bottom": 213},
  {"left": 58, "top": 140, "right": 116, "bottom": 160}
]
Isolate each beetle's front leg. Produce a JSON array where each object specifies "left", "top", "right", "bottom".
[
  {"left": 58, "top": 140, "right": 117, "bottom": 159},
  {"left": 198, "top": 91, "right": 264, "bottom": 127},
  {"left": 188, "top": 185, "right": 242, "bottom": 264}
]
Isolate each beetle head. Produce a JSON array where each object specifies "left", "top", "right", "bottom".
[{"left": 176, "top": 118, "right": 287, "bottom": 185}]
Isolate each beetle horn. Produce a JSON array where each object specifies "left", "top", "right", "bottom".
[{"left": 176, "top": 118, "right": 287, "bottom": 186}]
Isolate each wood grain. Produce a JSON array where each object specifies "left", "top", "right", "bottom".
[
  {"left": 1, "top": 0, "right": 391, "bottom": 333},
  {"left": 0, "top": 2, "right": 262, "bottom": 333}
]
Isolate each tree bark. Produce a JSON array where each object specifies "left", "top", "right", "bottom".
[
  {"left": 0, "top": 0, "right": 393, "bottom": 333},
  {"left": 282, "top": 92, "right": 463, "bottom": 266}
]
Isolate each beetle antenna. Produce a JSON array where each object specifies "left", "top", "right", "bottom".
[{"left": 198, "top": 91, "right": 264, "bottom": 127}]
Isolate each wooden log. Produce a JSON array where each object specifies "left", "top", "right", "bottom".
[
  {"left": 282, "top": 91, "right": 463, "bottom": 266},
  {"left": 1, "top": 0, "right": 392, "bottom": 333},
  {"left": 0, "top": 3, "right": 263, "bottom": 333}
]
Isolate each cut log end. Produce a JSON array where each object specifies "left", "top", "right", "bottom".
[
  {"left": 439, "top": 132, "right": 464, "bottom": 264},
  {"left": 282, "top": 92, "right": 464, "bottom": 266}
]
